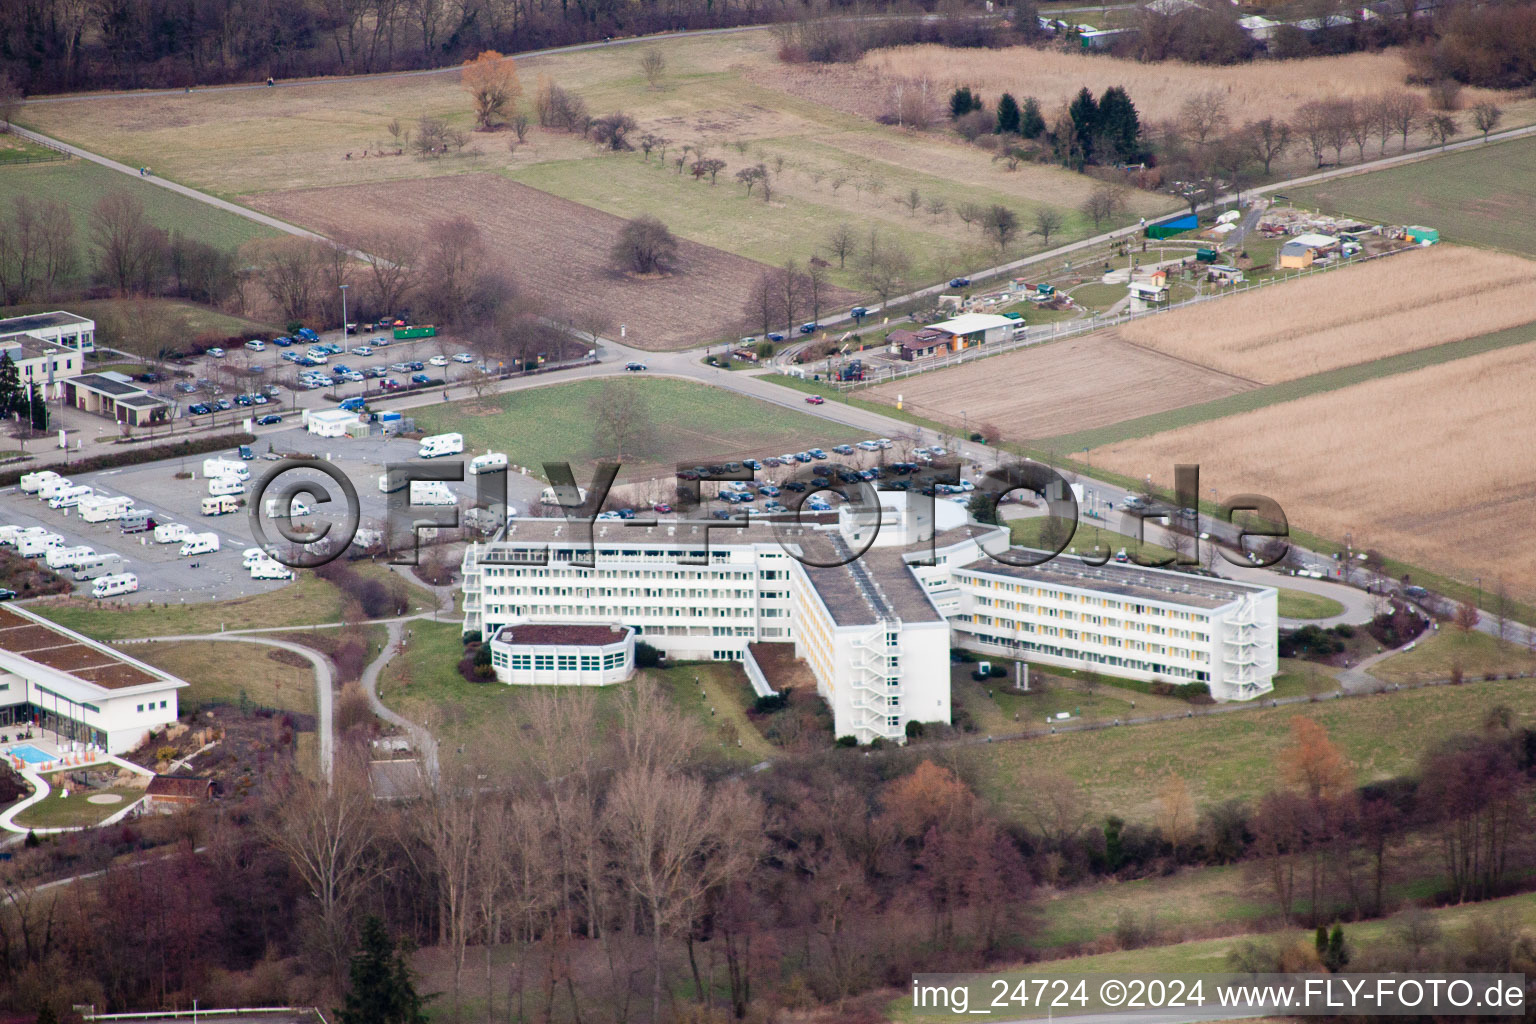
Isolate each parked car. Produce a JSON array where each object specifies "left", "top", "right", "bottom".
[
  {"left": 271, "top": 336, "right": 294, "bottom": 347},
  {"left": 261, "top": 384, "right": 282, "bottom": 396},
  {"left": 388, "top": 362, "right": 412, "bottom": 372},
  {"left": 428, "top": 355, "right": 449, "bottom": 367},
  {"left": 767, "top": 332, "right": 784, "bottom": 342},
  {"left": 213, "top": 398, "right": 233, "bottom": 411},
  {"left": 245, "top": 339, "right": 266, "bottom": 352},
  {"left": 380, "top": 378, "right": 404, "bottom": 391},
  {"left": 798, "top": 322, "right": 819, "bottom": 335},
  {"left": 280, "top": 351, "right": 301, "bottom": 363},
  {"left": 206, "top": 347, "right": 225, "bottom": 358},
  {"left": 235, "top": 394, "right": 254, "bottom": 406},
  {"left": 805, "top": 395, "right": 825, "bottom": 405},
  {"left": 139, "top": 372, "right": 164, "bottom": 383},
  {"left": 452, "top": 352, "right": 474, "bottom": 363},
  {"left": 189, "top": 403, "right": 211, "bottom": 415},
  {"left": 409, "top": 373, "right": 431, "bottom": 385},
  {"left": 624, "top": 362, "right": 648, "bottom": 372},
  {"left": 948, "top": 277, "right": 971, "bottom": 288},
  {"left": 832, "top": 444, "right": 855, "bottom": 455},
  {"left": 255, "top": 414, "right": 284, "bottom": 425},
  {"left": 365, "top": 366, "right": 388, "bottom": 378},
  {"left": 653, "top": 503, "right": 673, "bottom": 514},
  {"left": 850, "top": 306, "right": 868, "bottom": 318},
  {"left": 340, "top": 370, "right": 365, "bottom": 382},
  {"left": 351, "top": 345, "right": 373, "bottom": 357},
  {"left": 407, "top": 361, "right": 425, "bottom": 371},
  {"left": 175, "top": 381, "right": 197, "bottom": 394}
]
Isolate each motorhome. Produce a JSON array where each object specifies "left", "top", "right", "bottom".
[
  {"left": 207, "top": 476, "right": 246, "bottom": 497},
  {"left": 540, "top": 486, "right": 589, "bottom": 506},
  {"left": 120, "top": 510, "right": 156, "bottom": 534},
  {"left": 242, "top": 546, "right": 276, "bottom": 568},
  {"left": 262, "top": 497, "right": 311, "bottom": 518},
  {"left": 79, "top": 495, "right": 134, "bottom": 523},
  {"left": 17, "top": 532, "right": 62, "bottom": 558},
  {"left": 18, "top": 470, "right": 61, "bottom": 494},
  {"left": 250, "top": 559, "right": 295, "bottom": 581},
  {"left": 180, "top": 533, "right": 221, "bottom": 557},
  {"left": 203, "top": 458, "right": 250, "bottom": 481},
  {"left": 45, "top": 545, "right": 94, "bottom": 570},
  {"left": 200, "top": 495, "right": 241, "bottom": 516},
  {"left": 71, "top": 552, "right": 125, "bottom": 580},
  {"left": 154, "top": 522, "right": 190, "bottom": 543},
  {"left": 409, "top": 481, "right": 458, "bottom": 506},
  {"left": 418, "top": 432, "right": 463, "bottom": 459},
  {"left": 48, "top": 485, "right": 94, "bottom": 509},
  {"left": 468, "top": 452, "right": 509, "bottom": 475},
  {"left": 91, "top": 573, "right": 138, "bottom": 598},
  {"left": 378, "top": 468, "right": 409, "bottom": 493},
  {"left": 36, "top": 477, "right": 75, "bottom": 500}
]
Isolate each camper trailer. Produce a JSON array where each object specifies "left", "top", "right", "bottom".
[
  {"left": 154, "top": 522, "right": 191, "bottom": 543},
  {"left": 120, "top": 510, "right": 156, "bottom": 534},
  {"left": 79, "top": 495, "right": 133, "bottom": 523},
  {"left": 179, "top": 533, "right": 221, "bottom": 557},
  {"left": 249, "top": 559, "right": 295, "bottom": 581},
  {"left": 17, "top": 532, "right": 63, "bottom": 558},
  {"left": 72, "top": 553, "right": 125, "bottom": 580},
  {"left": 48, "top": 485, "right": 95, "bottom": 510},
  {"left": 19, "top": 471, "right": 61, "bottom": 494},
  {"left": 45, "top": 545, "right": 94, "bottom": 570},
  {"left": 203, "top": 458, "right": 250, "bottom": 481},
  {"left": 36, "top": 477, "right": 76, "bottom": 500},
  {"left": 418, "top": 432, "right": 463, "bottom": 459},
  {"left": 200, "top": 495, "right": 241, "bottom": 516},
  {"left": 91, "top": 573, "right": 139, "bottom": 599},
  {"left": 207, "top": 476, "right": 246, "bottom": 497},
  {"left": 468, "top": 452, "right": 509, "bottom": 475}
]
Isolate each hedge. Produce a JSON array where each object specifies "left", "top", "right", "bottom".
[{"left": 0, "top": 431, "right": 257, "bottom": 487}]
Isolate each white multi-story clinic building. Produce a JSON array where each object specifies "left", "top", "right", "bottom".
[{"left": 461, "top": 495, "right": 1278, "bottom": 743}]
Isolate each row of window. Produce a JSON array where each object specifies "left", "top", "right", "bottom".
[
  {"left": 965, "top": 573, "right": 1229, "bottom": 621},
  {"left": 971, "top": 596, "right": 1211, "bottom": 642},
  {"left": 963, "top": 614, "right": 1211, "bottom": 663},
  {"left": 500, "top": 651, "right": 627, "bottom": 672}
]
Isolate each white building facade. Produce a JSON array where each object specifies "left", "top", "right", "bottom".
[
  {"left": 488, "top": 623, "right": 635, "bottom": 686},
  {"left": 459, "top": 495, "right": 1279, "bottom": 742}
]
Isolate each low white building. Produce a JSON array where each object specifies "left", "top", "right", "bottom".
[
  {"left": 0, "top": 310, "right": 96, "bottom": 353},
  {"left": 0, "top": 336, "right": 83, "bottom": 399},
  {"left": 305, "top": 408, "right": 361, "bottom": 437},
  {"left": 488, "top": 623, "right": 635, "bottom": 686},
  {"left": 927, "top": 313, "right": 1018, "bottom": 347},
  {"left": 0, "top": 603, "right": 186, "bottom": 754}
]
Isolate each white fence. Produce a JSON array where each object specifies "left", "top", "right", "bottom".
[{"left": 839, "top": 244, "right": 1416, "bottom": 390}]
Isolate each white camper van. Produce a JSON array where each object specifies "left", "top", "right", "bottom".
[
  {"left": 200, "top": 495, "right": 241, "bottom": 516},
  {"left": 36, "top": 477, "right": 75, "bottom": 500},
  {"left": 71, "top": 552, "right": 124, "bottom": 580},
  {"left": 468, "top": 452, "right": 508, "bottom": 475},
  {"left": 92, "top": 573, "right": 138, "bottom": 598},
  {"left": 418, "top": 432, "right": 463, "bottom": 459},
  {"left": 208, "top": 476, "right": 246, "bottom": 497},
  {"left": 18, "top": 470, "right": 61, "bottom": 494},
  {"left": 17, "top": 532, "right": 62, "bottom": 558},
  {"left": 540, "top": 486, "right": 589, "bottom": 506},
  {"left": 180, "top": 533, "right": 221, "bottom": 557},
  {"left": 409, "top": 481, "right": 458, "bottom": 506},
  {"left": 202, "top": 458, "right": 250, "bottom": 481},
  {"left": 262, "top": 497, "right": 310, "bottom": 518},
  {"left": 44, "top": 545, "right": 94, "bottom": 570},
  {"left": 154, "top": 522, "right": 190, "bottom": 543},
  {"left": 249, "top": 559, "right": 295, "bottom": 581},
  {"left": 48, "top": 485, "right": 94, "bottom": 509},
  {"left": 79, "top": 495, "right": 133, "bottom": 523},
  {"left": 379, "top": 469, "right": 409, "bottom": 493}
]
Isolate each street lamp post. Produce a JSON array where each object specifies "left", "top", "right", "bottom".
[{"left": 339, "top": 284, "right": 349, "bottom": 340}]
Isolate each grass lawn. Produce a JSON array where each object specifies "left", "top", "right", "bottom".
[
  {"left": 960, "top": 677, "right": 1536, "bottom": 825},
  {"left": 131, "top": 639, "right": 319, "bottom": 715},
  {"left": 12, "top": 776, "right": 144, "bottom": 830},
  {"left": 1008, "top": 517, "right": 1179, "bottom": 565},
  {"left": 952, "top": 666, "right": 1188, "bottom": 735},
  {"left": 411, "top": 377, "right": 859, "bottom": 481},
  {"left": 36, "top": 572, "right": 346, "bottom": 640},
  {"left": 1288, "top": 134, "right": 1536, "bottom": 257},
  {"left": 1275, "top": 587, "right": 1345, "bottom": 620},
  {"left": 378, "top": 620, "right": 775, "bottom": 759},
  {"left": 1268, "top": 658, "right": 1341, "bottom": 700},
  {"left": 0, "top": 160, "right": 278, "bottom": 263},
  {"left": 1371, "top": 628, "right": 1536, "bottom": 685}
]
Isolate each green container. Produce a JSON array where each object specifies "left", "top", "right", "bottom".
[
  {"left": 1196, "top": 248, "right": 1219, "bottom": 263},
  {"left": 393, "top": 325, "right": 437, "bottom": 339}
]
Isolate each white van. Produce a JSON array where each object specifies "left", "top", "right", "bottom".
[
  {"left": 203, "top": 458, "right": 250, "bottom": 481},
  {"left": 73, "top": 552, "right": 124, "bottom": 580},
  {"left": 418, "top": 432, "right": 463, "bottom": 459},
  {"left": 540, "top": 485, "right": 588, "bottom": 506},
  {"left": 468, "top": 452, "right": 508, "bottom": 475},
  {"left": 409, "top": 481, "right": 458, "bottom": 506},
  {"left": 180, "top": 533, "right": 221, "bottom": 556},
  {"left": 154, "top": 522, "right": 190, "bottom": 543},
  {"left": 45, "top": 545, "right": 94, "bottom": 570},
  {"left": 249, "top": 559, "right": 295, "bottom": 581},
  {"left": 17, "top": 532, "right": 63, "bottom": 558},
  {"left": 79, "top": 495, "right": 133, "bottom": 523},
  {"left": 208, "top": 476, "right": 246, "bottom": 497},
  {"left": 18, "top": 470, "right": 61, "bottom": 494},
  {"left": 92, "top": 573, "right": 138, "bottom": 598},
  {"left": 48, "top": 485, "right": 94, "bottom": 509},
  {"left": 36, "top": 477, "right": 74, "bottom": 500},
  {"left": 200, "top": 495, "right": 241, "bottom": 516}
]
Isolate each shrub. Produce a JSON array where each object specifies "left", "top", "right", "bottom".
[
  {"left": 635, "top": 641, "right": 663, "bottom": 668},
  {"left": 836, "top": 734, "right": 859, "bottom": 747},
  {"left": 0, "top": 432, "right": 256, "bottom": 487}
]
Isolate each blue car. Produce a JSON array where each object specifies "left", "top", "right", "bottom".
[
  {"left": 296, "top": 327, "right": 320, "bottom": 342},
  {"left": 410, "top": 373, "right": 431, "bottom": 385},
  {"left": 767, "top": 333, "right": 784, "bottom": 342},
  {"left": 188, "top": 403, "right": 211, "bottom": 415},
  {"left": 272, "top": 336, "right": 294, "bottom": 347},
  {"left": 799, "top": 322, "right": 819, "bottom": 335}
]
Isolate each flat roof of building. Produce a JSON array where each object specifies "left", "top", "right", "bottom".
[
  {"left": 794, "top": 533, "right": 943, "bottom": 626},
  {"left": 70, "top": 373, "right": 143, "bottom": 397},
  {"left": 0, "top": 604, "right": 186, "bottom": 691},
  {"left": 957, "top": 554, "right": 1272, "bottom": 610},
  {"left": 0, "top": 311, "right": 91, "bottom": 335},
  {"left": 495, "top": 623, "right": 631, "bottom": 647},
  {"left": 115, "top": 393, "right": 168, "bottom": 408},
  {"left": 929, "top": 313, "right": 1015, "bottom": 335}
]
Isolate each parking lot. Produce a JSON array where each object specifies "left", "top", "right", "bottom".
[{"left": 0, "top": 425, "right": 547, "bottom": 605}]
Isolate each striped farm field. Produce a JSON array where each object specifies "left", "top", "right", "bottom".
[{"left": 1116, "top": 245, "right": 1536, "bottom": 383}]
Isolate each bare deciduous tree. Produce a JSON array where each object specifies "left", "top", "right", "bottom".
[
  {"left": 90, "top": 191, "right": 165, "bottom": 295},
  {"left": 1244, "top": 116, "right": 1292, "bottom": 174},
  {"left": 1179, "top": 89, "right": 1230, "bottom": 152},
  {"left": 1030, "top": 206, "right": 1063, "bottom": 246},
  {"left": 640, "top": 48, "right": 666, "bottom": 88},
  {"left": 826, "top": 222, "right": 855, "bottom": 268},
  {"left": 610, "top": 214, "right": 677, "bottom": 275},
  {"left": 461, "top": 50, "right": 521, "bottom": 129}
]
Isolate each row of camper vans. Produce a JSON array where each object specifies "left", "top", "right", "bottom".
[
  {"left": 242, "top": 547, "right": 294, "bottom": 580},
  {"left": 20, "top": 471, "right": 154, "bottom": 532}
]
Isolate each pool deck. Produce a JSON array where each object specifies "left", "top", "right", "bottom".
[{"left": 0, "top": 734, "right": 153, "bottom": 835}]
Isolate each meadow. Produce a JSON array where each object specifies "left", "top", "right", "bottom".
[
  {"left": 1290, "top": 134, "right": 1536, "bottom": 256},
  {"left": 958, "top": 676, "right": 1536, "bottom": 825},
  {"left": 1115, "top": 245, "right": 1536, "bottom": 383},
  {"left": 132, "top": 639, "right": 319, "bottom": 715},
  {"left": 1086, "top": 340, "right": 1536, "bottom": 604},
  {"left": 410, "top": 377, "right": 858, "bottom": 480},
  {"left": 0, "top": 159, "right": 278, "bottom": 256}
]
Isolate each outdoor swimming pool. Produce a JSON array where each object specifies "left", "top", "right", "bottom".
[{"left": 6, "top": 745, "right": 52, "bottom": 766}]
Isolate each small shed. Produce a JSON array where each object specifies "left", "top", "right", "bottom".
[
  {"left": 1404, "top": 225, "right": 1439, "bottom": 245},
  {"left": 1279, "top": 241, "right": 1314, "bottom": 268},
  {"left": 144, "top": 774, "right": 216, "bottom": 811},
  {"left": 305, "top": 408, "right": 360, "bottom": 437}
]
